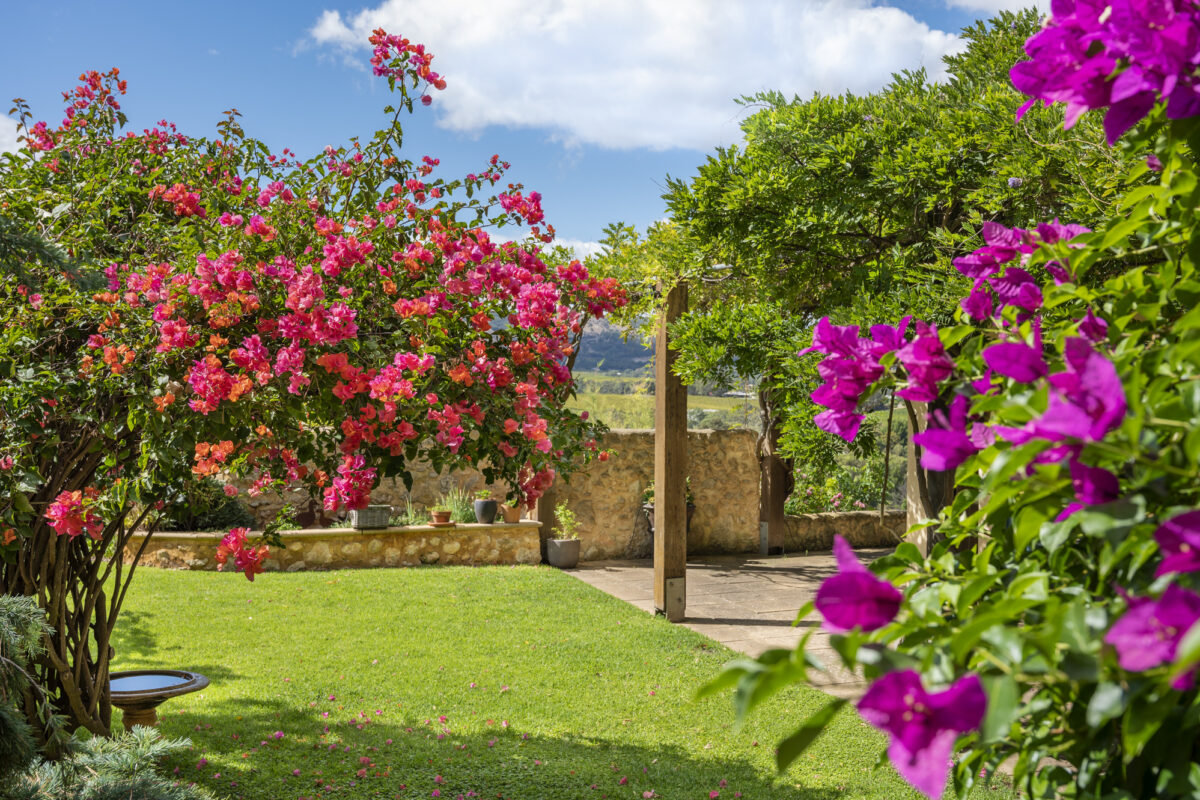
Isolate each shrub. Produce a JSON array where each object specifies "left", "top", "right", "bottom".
[
  {"left": 553, "top": 502, "right": 579, "bottom": 540},
  {"left": 0, "top": 27, "right": 624, "bottom": 735},
  {"left": 153, "top": 478, "right": 256, "bottom": 532},
  {"left": 710, "top": 6, "right": 1200, "bottom": 799}
]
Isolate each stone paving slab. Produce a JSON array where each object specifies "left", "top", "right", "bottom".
[{"left": 570, "top": 548, "right": 892, "bottom": 698}]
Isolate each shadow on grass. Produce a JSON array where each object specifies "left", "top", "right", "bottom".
[
  {"left": 112, "top": 609, "right": 158, "bottom": 658},
  {"left": 160, "top": 698, "right": 860, "bottom": 800}
]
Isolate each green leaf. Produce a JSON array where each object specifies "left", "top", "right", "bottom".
[
  {"left": 981, "top": 674, "right": 1019, "bottom": 742},
  {"left": 1123, "top": 691, "right": 1176, "bottom": 761},
  {"left": 11, "top": 492, "right": 33, "bottom": 515},
  {"left": 1168, "top": 619, "right": 1200, "bottom": 685},
  {"left": 775, "top": 698, "right": 847, "bottom": 771},
  {"left": 695, "top": 660, "right": 754, "bottom": 700},
  {"left": 1086, "top": 682, "right": 1126, "bottom": 728}
]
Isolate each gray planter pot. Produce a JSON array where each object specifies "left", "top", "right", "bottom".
[
  {"left": 545, "top": 538, "right": 580, "bottom": 569},
  {"left": 350, "top": 505, "right": 392, "bottom": 530},
  {"left": 474, "top": 499, "right": 498, "bottom": 524}
]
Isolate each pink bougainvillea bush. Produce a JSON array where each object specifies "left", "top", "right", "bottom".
[
  {"left": 710, "top": 4, "right": 1200, "bottom": 799},
  {"left": 0, "top": 29, "right": 624, "bottom": 735}
]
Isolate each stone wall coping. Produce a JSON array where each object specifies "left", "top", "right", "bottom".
[
  {"left": 129, "top": 519, "right": 543, "bottom": 542},
  {"left": 786, "top": 510, "right": 905, "bottom": 520}
]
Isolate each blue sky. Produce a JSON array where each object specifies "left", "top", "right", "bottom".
[{"left": 0, "top": 0, "right": 1038, "bottom": 256}]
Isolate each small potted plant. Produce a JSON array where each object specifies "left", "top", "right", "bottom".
[
  {"left": 430, "top": 507, "right": 453, "bottom": 526},
  {"left": 642, "top": 478, "right": 696, "bottom": 538},
  {"left": 473, "top": 490, "right": 499, "bottom": 524},
  {"left": 545, "top": 501, "right": 581, "bottom": 569},
  {"left": 499, "top": 501, "right": 522, "bottom": 523}
]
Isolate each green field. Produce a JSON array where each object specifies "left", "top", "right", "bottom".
[
  {"left": 109, "top": 566, "right": 1011, "bottom": 799},
  {"left": 567, "top": 392, "right": 758, "bottom": 429},
  {"left": 568, "top": 371, "right": 759, "bottom": 429}
]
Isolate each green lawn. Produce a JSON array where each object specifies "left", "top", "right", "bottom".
[{"left": 113, "top": 566, "right": 1011, "bottom": 800}]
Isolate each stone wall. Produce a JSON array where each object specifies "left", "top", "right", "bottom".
[
  {"left": 238, "top": 460, "right": 516, "bottom": 529},
  {"left": 125, "top": 521, "right": 542, "bottom": 572},
  {"left": 551, "top": 429, "right": 762, "bottom": 561},
  {"left": 237, "top": 428, "right": 763, "bottom": 562},
  {"left": 224, "top": 429, "right": 900, "bottom": 566},
  {"left": 784, "top": 510, "right": 906, "bottom": 552}
]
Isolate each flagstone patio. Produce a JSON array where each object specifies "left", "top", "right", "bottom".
[{"left": 570, "top": 549, "right": 893, "bottom": 698}]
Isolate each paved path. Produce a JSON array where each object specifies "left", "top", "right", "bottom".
[{"left": 570, "top": 550, "right": 891, "bottom": 698}]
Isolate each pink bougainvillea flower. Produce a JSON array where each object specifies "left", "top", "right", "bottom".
[
  {"left": 1155, "top": 511, "right": 1200, "bottom": 576},
  {"left": 1105, "top": 585, "right": 1200, "bottom": 689},
  {"left": 857, "top": 670, "right": 986, "bottom": 799},
  {"left": 815, "top": 536, "right": 902, "bottom": 632},
  {"left": 912, "top": 395, "right": 978, "bottom": 472},
  {"left": 981, "top": 341, "right": 1047, "bottom": 384},
  {"left": 45, "top": 489, "right": 104, "bottom": 539}
]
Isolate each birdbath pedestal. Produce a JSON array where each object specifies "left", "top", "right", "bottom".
[{"left": 109, "top": 670, "right": 209, "bottom": 731}]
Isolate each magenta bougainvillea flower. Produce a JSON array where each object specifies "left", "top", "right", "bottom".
[
  {"left": 912, "top": 395, "right": 979, "bottom": 471},
  {"left": 1105, "top": 584, "right": 1200, "bottom": 689},
  {"left": 802, "top": 317, "right": 910, "bottom": 442},
  {"left": 960, "top": 286, "right": 995, "bottom": 321},
  {"left": 952, "top": 222, "right": 1036, "bottom": 280},
  {"left": 1038, "top": 338, "right": 1127, "bottom": 440},
  {"left": 1011, "top": 0, "right": 1200, "bottom": 144},
  {"left": 815, "top": 535, "right": 902, "bottom": 631},
  {"left": 996, "top": 337, "right": 1127, "bottom": 447},
  {"left": 895, "top": 322, "right": 954, "bottom": 403},
  {"left": 1057, "top": 458, "right": 1121, "bottom": 519},
  {"left": 857, "top": 670, "right": 987, "bottom": 799},
  {"left": 1078, "top": 308, "right": 1109, "bottom": 343},
  {"left": 1155, "top": 511, "right": 1200, "bottom": 576},
  {"left": 982, "top": 341, "right": 1048, "bottom": 383},
  {"left": 988, "top": 266, "right": 1043, "bottom": 312}
]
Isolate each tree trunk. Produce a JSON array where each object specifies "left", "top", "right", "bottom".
[
  {"left": 904, "top": 399, "right": 957, "bottom": 556},
  {"left": 757, "top": 384, "right": 792, "bottom": 555},
  {"left": 2, "top": 469, "right": 154, "bottom": 740}
]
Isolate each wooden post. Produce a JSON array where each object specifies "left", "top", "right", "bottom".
[
  {"left": 654, "top": 281, "right": 687, "bottom": 622},
  {"left": 536, "top": 484, "right": 557, "bottom": 563},
  {"left": 756, "top": 387, "right": 787, "bottom": 555}
]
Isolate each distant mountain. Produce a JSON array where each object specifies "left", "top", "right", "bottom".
[{"left": 574, "top": 319, "right": 653, "bottom": 372}]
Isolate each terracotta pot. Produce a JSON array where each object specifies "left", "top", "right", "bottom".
[
  {"left": 500, "top": 504, "right": 522, "bottom": 523},
  {"left": 431, "top": 509, "right": 452, "bottom": 524}
]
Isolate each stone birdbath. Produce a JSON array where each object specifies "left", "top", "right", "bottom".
[{"left": 109, "top": 669, "right": 209, "bottom": 731}]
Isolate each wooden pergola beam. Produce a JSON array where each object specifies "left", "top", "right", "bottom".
[{"left": 654, "top": 281, "right": 688, "bottom": 622}]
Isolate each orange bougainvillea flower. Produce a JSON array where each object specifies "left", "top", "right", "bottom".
[
  {"left": 447, "top": 363, "right": 473, "bottom": 386},
  {"left": 1, "top": 528, "right": 16, "bottom": 546},
  {"left": 153, "top": 392, "right": 176, "bottom": 412}
]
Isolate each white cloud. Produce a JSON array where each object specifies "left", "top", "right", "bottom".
[
  {"left": 945, "top": 0, "right": 1048, "bottom": 11},
  {"left": 308, "top": 0, "right": 964, "bottom": 151},
  {"left": 0, "top": 116, "right": 19, "bottom": 153},
  {"left": 556, "top": 238, "right": 603, "bottom": 260}
]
